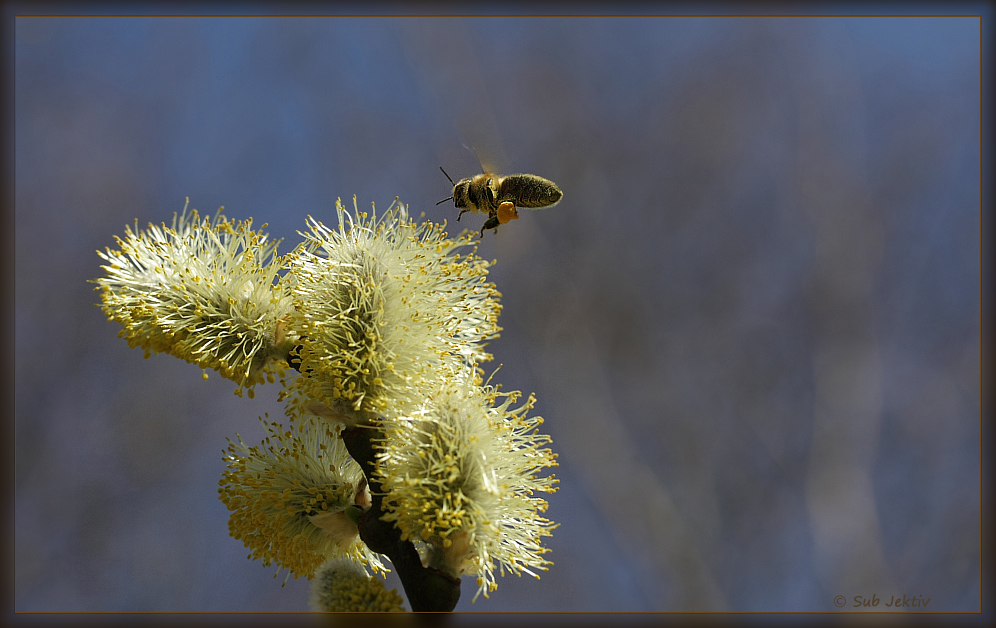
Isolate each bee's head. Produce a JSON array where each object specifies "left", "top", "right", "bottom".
[
  {"left": 452, "top": 178, "right": 475, "bottom": 210},
  {"left": 438, "top": 168, "right": 497, "bottom": 214}
]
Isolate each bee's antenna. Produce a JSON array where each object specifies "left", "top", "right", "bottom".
[
  {"left": 435, "top": 196, "right": 453, "bottom": 206},
  {"left": 439, "top": 166, "right": 455, "bottom": 185}
]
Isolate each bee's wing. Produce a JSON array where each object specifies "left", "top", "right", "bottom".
[
  {"left": 399, "top": 19, "right": 508, "bottom": 174},
  {"left": 460, "top": 120, "right": 507, "bottom": 176}
]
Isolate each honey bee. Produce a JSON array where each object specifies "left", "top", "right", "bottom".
[{"left": 436, "top": 167, "right": 563, "bottom": 237}]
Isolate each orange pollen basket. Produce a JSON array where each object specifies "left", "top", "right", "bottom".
[{"left": 497, "top": 202, "right": 519, "bottom": 224}]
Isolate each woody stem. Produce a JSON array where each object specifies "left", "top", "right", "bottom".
[{"left": 341, "top": 425, "right": 461, "bottom": 613}]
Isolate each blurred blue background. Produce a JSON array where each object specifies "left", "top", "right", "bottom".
[{"left": 14, "top": 15, "right": 983, "bottom": 613}]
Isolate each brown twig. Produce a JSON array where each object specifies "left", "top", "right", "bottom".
[{"left": 341, "top": 425, "right": 461, "bottom": 613}]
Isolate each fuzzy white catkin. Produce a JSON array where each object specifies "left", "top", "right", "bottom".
[{"left": 310, "top": 558, "right": 405, "bottom": 612}]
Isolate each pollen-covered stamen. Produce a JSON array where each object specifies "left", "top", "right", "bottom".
[
  {"left": 92, "top": 201, "right": 296, "bottom": 392},
  {"left": 375, "top": 370, "right": 558, "bottom": 602},
  {"left": 218, "top": 414, "right": 387, "bottom": 581},
  {"left": 282, "top": 197, "right": 503, "bottom": 417},
  {"left": 310, "top": 557, "right": 406, "bottom": 612}
]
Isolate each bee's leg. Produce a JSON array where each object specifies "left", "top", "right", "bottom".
[
  {"left": 480, "top": 215, "right": 500, "bottom": 237},
  {"left": 457, "top": 209, "right": 470, "bottom": 222}
]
